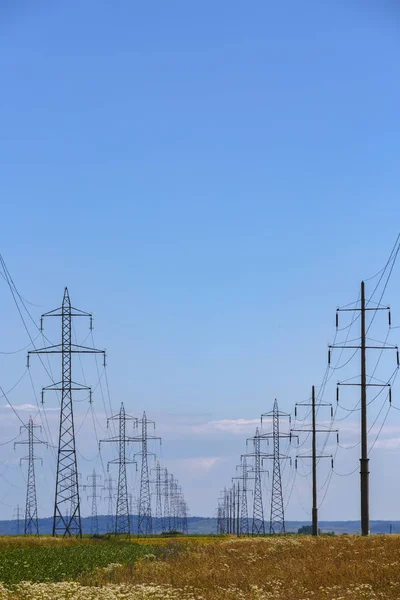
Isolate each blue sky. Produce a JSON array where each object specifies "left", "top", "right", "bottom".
[{"left": 0, "top": 1, "right": 400, "bottom": 522}]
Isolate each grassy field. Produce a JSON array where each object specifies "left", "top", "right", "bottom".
[{"left": 0, "top": 534, "right": 399, "bottom": 599}]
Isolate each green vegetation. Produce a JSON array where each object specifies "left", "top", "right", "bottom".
[{"left": 0, "top": 538, "right": 157, "bottom": 585}]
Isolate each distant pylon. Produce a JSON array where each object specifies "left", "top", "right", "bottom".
[
  {"left": 163, "top": 467, "right": 170, "bottom": 532},
  {"left": 100, "top": 403, "right": 137, "bottom": 537},
  {"left": 102, "top": 475, "right": 116, "bottom": 534},
  {"left": 151, "top": 461, "right": 164, "bottom": 534},
  {"left": 243, "top": 427, "right": 268, "bottom": 536},
  {"left": 13, "top": 505, "right": 23, "bottom": 535},
  {"left": 233, "top": 457, "right": 252, "bottom": 536},
  {"left": 135, "top": 413, "right": 161, "bottom": 535},
  {"left": 84, "top": 470, "right": 102, "bottom": 536},
  {"left": 15, "top": 416, "right": 46, "bottom": 535},
  {"left": 261, "top": 399, "right": 293, "bottom": 534},
  {"left": 28, "top": 288, "right": 105, "bottom": 537}
]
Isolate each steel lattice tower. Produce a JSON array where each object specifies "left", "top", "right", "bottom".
[
  {"left": 100, "top": 403, "right": 137, "bottom": 537},
  {"left": 15, "top": 416, "right": 46, "bottom": 535},
  {"left": 243, "top": 428, "right": 268, "bottom": 536},
  {"left": 135, "top": 413, "right": 160, "bottom": 535},
  {"left": 261, "top": 399, "right": 292, "bottom": 534},
  {"left": 28, "top": 288, "right": 105, "bottom": 537},
  {"left": 169, "top": 474, "right": 176, "bottom": 531},
  {"left": 163, "top": 468, "right": 170, "bottom": 532},
  {"left": 233, "top": 457, "right": 252, "bottom": 536},
  {"left": 13, "top": 505, "right": 22, "bottom": 535},
  {"left": 84, "top": 470, "right": 101, "bottom": 536},
  {"left": 151, "top": 461, "right": 164, "bottom": 534},
  {"left": 102, "top": 475, "right": 115, "bottom": 534}
]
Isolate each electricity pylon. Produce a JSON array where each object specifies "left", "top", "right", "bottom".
[
  {"left": 233, "top": 457, "right": 253, "bottom": 536},
  {"left": 151, "top": 461, "right": 164, "bottom": 534},
  {"left": 102, "top": 475, "right": 116, "bottom": 534},
  {"left": 243, "top": 427, "right": 268, "bottom": 536},
  {"left": 28, "top": 288, "right": 105, "bottom": 537},
  {"left": 134, "top": 413, "right": 161, "bottom": 535},
  {"left": 292, "top": 385, "right": 338, "bottom": 536},
  {"left": 163, "top": 467, "right": 170, "bottom": 532},
  {"left": 13, "top": 505, "right": 23, "bottom": 535},
  {"left": 261, "top": 400, "right": 293, "bottom": 534},
  {"left": 15, "top": 416, "right": 46, "bottom": 535},
  {"left": 100, "top": 403, "right": 137, "bottom": 537},
  {"left": 84, "top": 470, "right": 102, "bottom": 536},
  {"left": 330, "top": 281, "right": 398, "bottom": 535}
]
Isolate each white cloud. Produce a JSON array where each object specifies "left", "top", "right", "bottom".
[
  {"left": 1, "top": 403, "right": 59, "bottom": 412},
  {"left": 191, "top": 418, "right": 262, "bottom": 435},
  {"left": 172, "top": 456, "right": 221, "bottom": 472}
]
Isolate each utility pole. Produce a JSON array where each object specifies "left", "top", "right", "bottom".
[
  {"left": 13, "top": 505, "right": 23, "bottom": 535},
  {"left": 292, "top": 386, "right": 338, "bottom": 536},
  {"left": 151, "top": 461, "right": 164, "bottom": 534},
  {"left": 15, "top": 416, "right": 46, "bottom": 535},
  {"left": 134, "top": 413, "right": 161, "bottom": 535},
  {"left": 330, "top": 281, "right": 397, "bottom": 536},
  {"left": 100, "top": 403, "right": 137, "bottom": 537},
  {"left": 28, "top": 288, "right": 105, "bottom": 537},
  {"left": 260, "top": 400, "right": 293, "bottom": 534},
  {"left": 102, "top": 475, "right": 116, "bottom": 534},
  {"left": 84, "top": 470, "right": 102, "bottom": 536},
  {"left": 243, "top": 427, "right": 268, "bottom": 536}
]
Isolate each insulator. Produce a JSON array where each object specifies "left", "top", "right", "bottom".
[
  {"left": 397, "top": 349, "right": 399, "bottom": 367},
  {"left": 331, "top": 406, "right": 333, "bottom": 418},
  {"left": 90, "top": 316, "right": 93, "bottom": 330},
  {"left": 289, "top": 414, "right": 292, "bottom": 424},
  {"left": 294, "top": 406, "right": 297, "bottom": 418},
  {"left": 295, "top": 459, "right": 298, "bottom": 470},
  {"left": 27, "top": 355, "right": 30, "bottom": 368},
  {"left": 40, "top": 317, "right": 43, "bottom": 331},
  {"left": 336, "top": 387, "right": 339, "bottom": 403},
  {"left": 290, "top": 457, "right": 292, "bottom": 466},
  {"left": 331, "top": 458, "right": 334, "bottom": 469},
  {"left": 389, "top": 311, "right": 392, "bottom": 327},
  {"left": 337, "top": 432, "right": 339, "bottom": 444},
  {"left": 103, "top": 353, "right": 106, "bottom": 368},
  {"left": 41, "top": 390, "right": 44, "bottom": 405},
  {"left": 389, "top": 387, "right": 392, "bottom": 404},
  {"left": 89, "top": 390, "right": 92, "bottom": 404},
  {"left": 336, "top": 312, "right": 339, "bottom": 328},
  {"left": 328, "top": 349, "right": 331, "bottom": 365}
]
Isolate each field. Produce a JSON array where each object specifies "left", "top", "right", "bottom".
[{"left": 0, "top": 534, "right": 399, "bottom": 599}]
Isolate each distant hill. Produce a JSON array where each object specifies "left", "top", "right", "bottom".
[{"left": 0, "top": 516, "right": 399, "bottom": 535}]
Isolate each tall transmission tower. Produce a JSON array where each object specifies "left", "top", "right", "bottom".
[
  {"left": 13, "top": 505, "right": 23, "bottom": 535},
  {"left": 134, "top": 413, "right": 161, "bottom": 536},
  {"left": 151, "top": 461, "right": 164, "bottom": 534},
  {"left": 233, "top": 457, "right": 253, "bottom": 536},
  {"left": 243, "top": 427, "right": 268, "bottom": 536},
  {"left": 102, "top": 475, "right": 116, "bottom": 534},
  {"left": 261, "top": 400, "right": 293, "bottom": 534},
  {"left": 163, "top": 467, "right": 170, "bottom": 532},
  {"left": 15, "top": 416, "right": 46, "bottom": 535},
  {"left": 28, "top": 288, "right": 105, "bottom": 537},
  {"left": 84, "top": 470, "right": 102, "bottom": 536},
  {"left": 329, "top": 281, "right": 398, "bottom": 536},
  {"left": 292, "top": 385, "right": 338, "bottom": 536},
  {"left": 223, "top": 487, "right": 229, "bottom": 534},
  {"left": 100, "top": 403, "right": 137, "bottom": 537}
]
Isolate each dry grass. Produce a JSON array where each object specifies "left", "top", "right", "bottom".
[
  {"left": 1, "top": 535, "right": 400, "bottom": 599},
  {"left": 83, "top": 535, "right": 400, "bottom": 599}
]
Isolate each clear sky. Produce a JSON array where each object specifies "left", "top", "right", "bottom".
[{"left": 0, "top": 1, "right": 400, "bottom": 523}]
